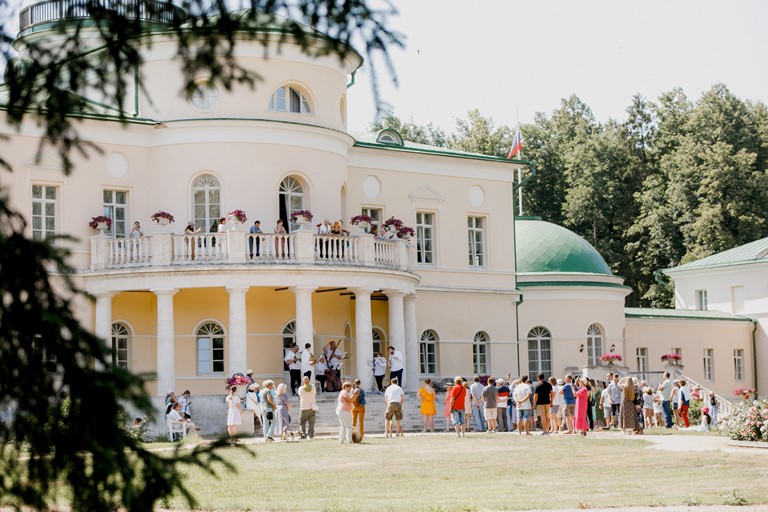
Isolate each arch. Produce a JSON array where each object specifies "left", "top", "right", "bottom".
[
  {"left": 111, "top": 321, "right": 132, "bottom": 369},
  {"left": 269, "top": 82, "right": 314, "bottom": 114},
  {"left": 196, "top": 321, "right": 225, "bottom": 375},
  {"left": 473, "top": 331, "right": 489, "bottom": 374},
  {"left": 586, "top": 323, "right": 604, "bottom": 366},
  {"left": 191, "top": 172, "right": 222, "bottom": 234},
  {"left": 372, "top": 326, "right": 386, "bottom": 356},
  {"left": 279, "top": 175, "right": 309, "bottom": 232},
  {"left": 419, "top": 329, "right": 439, "bottom": 375},
  {"left": 376, "top": 128, "right": 404, "bottom": 146},
  {"left": 281, "top": 320, "right": 296, "bottom": 371},
  {"left": 527, "top": 326, "right": 552, "bottom": 377},
  {"left": 190, "top": 78, "right": 220, "bottom": 111}
]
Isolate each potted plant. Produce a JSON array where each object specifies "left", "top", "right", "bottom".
[
  {"left": 290, "top": 209, "right": 313, "bottom": 223},
  {"left": 599, "top": 353, "right": 623, "bottom": 365},
  {"left": 382, "top": 216, "right": 414, "bottom": 239},
  {"left": 660, "top": 353, "right": 682, "bottom": 364},
  {"left": 398, "top": 226, "right": 415, "bottom": 239},
  {"left": 228, "top": 209, "right": 247, "bottom": 224},
  {"left": 88, "top": 215, "right": 112, "bottom": 231},
  {"left": 350, "top": 214, "right": 373, "bottom": 229},
  {"left": 150, "top": 211, "right": 175, "bottom": 226}
]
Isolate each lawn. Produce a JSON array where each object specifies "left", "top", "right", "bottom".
[{"left": 165, "top": 432, "right": 768, "bottom": 511}]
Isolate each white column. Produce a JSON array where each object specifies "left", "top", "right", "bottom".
[
  {"left": 153, "top": 289, "right": 178, "bottom": 397},
  {"left": 227, "top": 286, "right": 248, "bottom": 375},
  {"left": 292, "top": 286, "right": 316, "bottom": 351},
  {"left": 386, "top": 290, "right": 406, "bottom": 385},
  {"left": 352, "top": 288, "right": 375, "bottom": 391},
  {"left": 404, "top": 294, "right": 419, "bottom": 392},
  {"left": 94, "top": 292, "right": 114, "bottom": 369}
]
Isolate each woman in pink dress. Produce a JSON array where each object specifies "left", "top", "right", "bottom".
[
  {"left": 443, "top": 383, "right": 453, "bottom": 432},
  {"left": 574, "top": 378, "right": 589, "bottom": 436}
]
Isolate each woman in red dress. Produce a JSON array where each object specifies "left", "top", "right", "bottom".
[{"left": 574, "top": 378, "right": 590, "bottom": 436}]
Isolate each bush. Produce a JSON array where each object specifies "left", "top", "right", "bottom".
[
  {"left": 720, "top": 398, "right": 768, "bottom": 442},
  {"left": 688, "top": 398, "right": 703, "bottom": 425}
]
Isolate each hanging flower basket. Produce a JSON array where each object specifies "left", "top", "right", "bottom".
[
  {"left": 599, "top": 353, "right": 622, "bottom": 364},
  {"left": 151, "top": 211, "right": 175, "bottom": 225},
  {"left": 228, "top": 210, "right": 247, "bottom": 224},
  {"left": 88, "top": 215, "right": 112, "bottom": 230},
  {"left": 290, "top": 209, "right": 313, "bottom": 223}
]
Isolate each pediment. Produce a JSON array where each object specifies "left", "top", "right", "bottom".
[{"left": 408, "top": 184, "right": 445, "bottom": 213}]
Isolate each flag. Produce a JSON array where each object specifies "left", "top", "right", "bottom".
[{"left": 507, "top": 129, "right": 522, "bottom": 159}]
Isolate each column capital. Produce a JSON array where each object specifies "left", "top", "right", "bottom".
[
  {"left": 290, "top": 285, "right": 317, "bottom": 293},
  {"left": 92, "top": 291, "right": 116, "bottom": 299},
  {"left": 225, "top": 286, "right": 249, "bottom": 294},
  {"left": 383, "top": 289, "right": 406, "bottom": 299},
  {"left": 404, "top": 293, "right": 418, "bottom": 303},
  {"left": 151, "top": 288, "right": 179, "bottom": 297}
]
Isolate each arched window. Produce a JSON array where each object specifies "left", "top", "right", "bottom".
[
  {"left": 419, "top": 330, "right": 438, "bottom": 375},
  {"left": 193, "top": 174, "right": 221, "bottom": 233},
  {"left": 269, "top": 85, "right": 312, "bottom": 114},
  {"left": 197, "top": 322, "right": 225, "bottom": 375},
  {"left": 191, "top": 81, "right": 220, "bottom": 111},
  {"left": 372, "top": 328, "right": 385, "bottom": 356},
  {"left": 282, "top": 321, "right": 296, "bottom": 371},
  {"left": 587, "top": 323, "right": 603, "bottom": 366},
  {"left": 527, "top": 326, "right": 552, "bottom": 377},
  {"left": 473, "top": 331, "right": 489, "bottom": 374},
  {"left": 111, "top": 322, "right": 130, "bottom": 369},
  {"left": 279, "top": 176, "right": 304, "bottom": 231}
]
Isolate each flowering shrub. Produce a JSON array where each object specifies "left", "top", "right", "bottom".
[
  {"left": 88, "top": 215, "right": 112, "bottom": 229},
  {"left": 720, "top": 398, "right": 768, "bottom": 442},
  {"left": 350, "top": 214, "right": 373, "bottom": 225},
  {"left": 228, "top": 210, "right": 247, "bottom": 223},
  {"left": 660, "top": 353, "right": 681, "bottom": 362},
  {"left": 734, "top": 387, "right": 757, "bottom": 397},
  {"left": 290, "top": 209, "right": 313, "bottom": 222},
  {"left": 150, "top": 211, "right": 175, "bottom": 223},
  {"left": 599, "top": 353, "right": 622, "bottom": 362},
  {"left": 225, "top": 374, "right": 251, "bottom": 389}
]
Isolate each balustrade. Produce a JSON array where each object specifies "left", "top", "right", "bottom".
[{"left": 19, "top": 0, "right": 186, "bottom": 32}]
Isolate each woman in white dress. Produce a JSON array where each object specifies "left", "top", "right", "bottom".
[{"left": 226, "top": 386, "right": 242, "bottom": 439}]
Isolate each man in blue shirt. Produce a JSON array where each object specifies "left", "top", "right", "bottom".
[
  {"left": 249, "top": 220, "right": 262, "bottom": 258},
  {"left": 560, "top": 374, "right": 576, "bottom": 434}
]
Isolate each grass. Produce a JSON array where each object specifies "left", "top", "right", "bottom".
[{"left": 164, "top": 432, "right": 768, "bottom": 511}]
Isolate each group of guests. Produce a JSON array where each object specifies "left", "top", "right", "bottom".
[{"left": 164, "top": 389, "right": 202, "bottom": 437}]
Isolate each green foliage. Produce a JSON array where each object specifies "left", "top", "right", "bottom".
[
  {"left": 369, "top": 114, "right": 447, "bottom": 147},
  {"left": 721, "top": 489, "right": 748, "bottom": 506}
]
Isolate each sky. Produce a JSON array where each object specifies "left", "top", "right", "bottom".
[{"left": 346, "top": 0, "right": 768, "bottom": 134}]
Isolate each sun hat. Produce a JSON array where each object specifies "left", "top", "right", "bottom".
[{"left": 246, "top": 369, "right": 253, "bottom": 375}]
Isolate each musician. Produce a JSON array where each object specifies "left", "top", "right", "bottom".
[
  {"left": 323, "top": 340, "right": 344, "bottom": 380},
  {"left": 315, "top": 355, "right": 328, "bottom": 394},
  {"left": 300, "top": 342, "right": 314, "bottom": 379},
  {"left": 284, "top": 344, "right": 302, "bottom": 396},
  {"left": 387, "top": 346, "right": 404, "bottom": 388}
]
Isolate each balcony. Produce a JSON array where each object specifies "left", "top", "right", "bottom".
[
  {"left": 89, "top": 229, "right": 415, "bottom": 273},
  {"left": 19, "top": 0, "right": 186, "bottom": 33}
]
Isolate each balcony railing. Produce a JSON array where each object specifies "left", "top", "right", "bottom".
[
  {"left": 90, "top": 229, "right": 414, "bottom": 272},
  {"left": 19, "top": 0, "right": 186, "bottom": 33}
]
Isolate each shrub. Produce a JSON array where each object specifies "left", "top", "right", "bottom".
[{"left": 720, "top": 398, "right": 768, "bottom": 442}]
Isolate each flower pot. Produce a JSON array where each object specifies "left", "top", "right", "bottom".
[
  {"left": 96, "top": 221, "right": 109, "bottom": 230},
  {"left": 357, "top": 221, "right": 370, "bottom": 230}
]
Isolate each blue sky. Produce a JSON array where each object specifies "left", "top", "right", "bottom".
[{"left": 346, "top": 0, "right": 768, "bottom": 133}]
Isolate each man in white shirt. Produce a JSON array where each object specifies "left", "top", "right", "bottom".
[
  {"left": 513, "top": 374, "right": 533, "bottom": 435},
  {"left": 298, "top": 376, "right": 318, "bottom": 439},
  {"left": 284, "top": 344, "right": 302, "bottom": 396},
  {"left": 300, "top": 343, "right": 315, "bottom": 379},
  {"left": 168, "top": 402, "right": 198, "bottom": 437},
  {"left": 658, "top": 371, "right": 673, "bottom": 428},
  {"left": 469, "top": 375, "right": 487, "bottom": 432},
  {"left": 384, "top": 377, "right": 405, "bottom": 437},
  {"left": 387, "top": 346, "right": 404, "bottom": 387}
]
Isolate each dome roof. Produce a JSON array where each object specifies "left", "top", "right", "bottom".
[{"left": 515, "top": 218, "right": 613, "bottom": 275}]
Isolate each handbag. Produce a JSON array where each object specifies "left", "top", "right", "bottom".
[{"left": 266, "top": 411, "right": 274, "bottom": 421}]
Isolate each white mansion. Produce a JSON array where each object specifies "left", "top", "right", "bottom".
[{"left": 2, "top": 1, "right": 763, "bottom": 428}]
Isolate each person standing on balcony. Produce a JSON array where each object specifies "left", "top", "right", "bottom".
[
  {"left": 387, "top": 346, "right": 403, "bottom": 387},
  {"left": 285, "top": 344, "right": 302, "bottom": 396},
  {"left": 130, "top": 221, "right": 143, "bottom": 237},
  {"left": 249, "top": 220, "right": 262, "bottom": 258},
  {"left": 274, "top": 219, "right": 287, "bottom": 257},
  {"left": 217, "top": 217, "right": 227, "bottom": 232}
]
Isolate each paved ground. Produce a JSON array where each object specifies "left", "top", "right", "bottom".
[{"left": 519, "top": 508, "right": 768, "bottom": 512}]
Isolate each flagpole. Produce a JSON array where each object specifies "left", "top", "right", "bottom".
[{"left": 516, "top": 109, "right": 523, "bottom": 216}]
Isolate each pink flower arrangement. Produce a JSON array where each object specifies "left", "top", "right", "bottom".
[
  {"left": 151, "top": 211, "right": 175, "bottom": 223},
  {"left": 660, "top": 353, "right": 681, "bottom": 362},
  {"left": 350, "top": 214, "right": 373, "bottom": 225},
  {"left": 225, "top": 375, "right": 251, "bottom": 389},
  {"left": 734, "top": 387, "right": 757, "bottom": 397},
  {"left": 228, "top": 210, "right": 247, "bottom": 223},
  {"left": 398, "top": 226, "right": 415, "bottom": 238},
  {"left": 290, "top": 209, "right": 313, "bottom": 222},
  {"left": 382, "top": 216, "right": 415, "bottom": 239},
  {"left": 88, "top": 215, "right": 112, "bottom": 229},
  {"left": 599, "top": 353, "right": 623, "bottom": 363}
]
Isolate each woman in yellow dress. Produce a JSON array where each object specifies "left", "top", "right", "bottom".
[{"left": 417, "top": 379, "right": 437, "bottom": 432}]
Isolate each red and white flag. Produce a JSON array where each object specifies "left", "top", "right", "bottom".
[{"left": 507, "top": 129, "right": 523, "bottom": 159}]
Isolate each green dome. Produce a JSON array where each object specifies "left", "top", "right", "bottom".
[{"left": 515, "top": 218, "right": 612, "bottom": 275}]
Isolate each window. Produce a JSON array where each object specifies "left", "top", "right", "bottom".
[
  {"left": 703, "top": 348, "right": 714, "bottom": 381},
  {"left": 269, "top": 85, "right": 312, "bottom": 114},
  {"left": 672, "top": 347, "right": 682, "bottom": 357},
  {"left": 416, "top": 212, "right": 434, "bottom": 264},
  {"left": 527, "top": 326, "right": 552, "bottom": 377},
  {"left": 33, "top": 335, "right": 58, "bottom": 373},
  {"left": 111, "top": 322, "right": 130, "bottom": 369},
  {"left": 695, "top": 289, "right": 708, "bottom": 311},
  {"left": 191, "top": 82, "right": 220, "bottom": 111},
  {"left": 197, "top": 322, "right": 225, "bottom": 374},
  {"left": 193, "top": 174, "right": 221, "bottom": 233},
  {"left": 103, "top": 189, "right": 128, "bottom": 237},
  {"left": 279, "top": 177, "right": 304, "bottom": 232},
  {"left": 467, "top": 216, "right": 485, "bottom": 267},
  {"left": 636, "top": 347, "right": 648, "bottom": 377},
  {"left": 734, "top": 349, "right": 744, "bottom": 381},
  {"left": 282, "top": 321, "right": 296, "bottom": 371},
  {"left": 419, "top": 330, "right": 438, "bottom": 375},
  {"left": 361, "top": 207, "right": 382, "bottom": 231},
  {"left": 31, "top": 184, "right": 57, "bottom": 240},
  {"left": 372, "top": 328, "right": 385, "bottom": 356},
  {"left": 586, "top": 323, "right": 603, "bottom": 366},
  {"left": 473, "top": 331, "right": 488, "bottom": 374}
]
